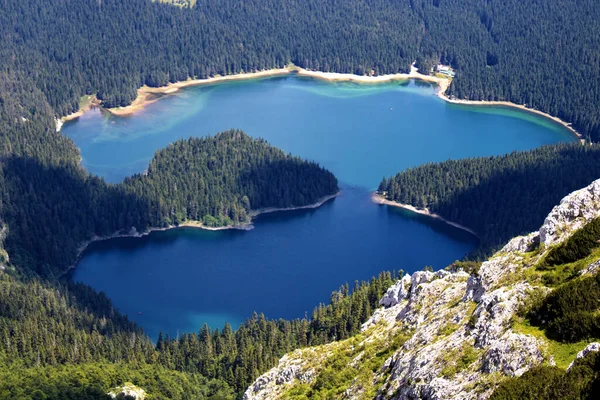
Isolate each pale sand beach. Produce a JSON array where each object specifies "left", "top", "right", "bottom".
[
  {"left": 62, "top": 96, "right": 100, "bottom": 122},
  {"left": 371, "top": 192, "right": 478, "bottom": 237},
  {"left": 59, "top": 64, "right": 580, "bottom": 141},
  {"left": 107, "top": 68, "right": 291, "bottom": 116},
  {"left": 439, "top": 96, "right": 582, "bottom": 141},
  {"left": 105, "top": 64, "right": 451, "bottom": 116},
  {"left": 295, "top": 65, "right": 450, "bottom": 90}
]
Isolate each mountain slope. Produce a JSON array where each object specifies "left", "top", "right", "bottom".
[{"left": 245, "top": 179, "right": 600, "bottom": 399}]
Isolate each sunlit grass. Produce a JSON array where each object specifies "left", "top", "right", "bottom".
[{"left": 512, "top": 317, "right": 592, "bottom": 369}]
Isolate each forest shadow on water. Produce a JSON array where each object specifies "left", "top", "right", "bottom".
[{"left": 72, "top": 184, "right": 478, "bottom": 340}]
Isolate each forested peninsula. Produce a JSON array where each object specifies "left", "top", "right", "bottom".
[
  {"left": 2, "top": 128, "right": 337, "bottom": 278},
  {"left": 377, "top": 143, "right": 600, "bottom": 258}
]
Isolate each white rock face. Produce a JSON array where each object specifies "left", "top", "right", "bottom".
[
  {"left": 567, "top": 342, "right": 600, "bottom": 371},
  {"left": 243, "top": 348, "right": 325, "bottom": 400},
  {"left": 501, "top": 232, "right": 539, "bottom": 253},
  {"left": 55, "top": 118, "right": 64, "bottom": 132},
  {"left": 539, "top": 179, "right": 600, "bottom": 246},
  {"left": 379, "top": 274, "right": 411, "bottom": 307},
  {"left": 481, "top": 332, "right": 545, "bottom": 377},
  {"left": 108, "top": 383, "right": 146, "bottom": 400},
  {"left": 581, "top": 259, "right": 600, "bottom": 276},
  {"left": 245, "top": 179, "right": 600, "bottom": 400}
]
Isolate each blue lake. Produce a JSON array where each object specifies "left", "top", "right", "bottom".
[{"left": 64, "top": 76, "right": 574, "bottom": 339}]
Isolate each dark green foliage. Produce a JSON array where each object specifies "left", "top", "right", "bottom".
[
  {"left": 307, "top": 272, "right": 398, "bottom": 344},
  {"left": 0, "top": 126, "right": 335, "bottom": 279},
  {"left": 0, "top": 362, "right": 234, "bottom": 400},
  {"left": 123, "top": 130, "right": 338, "bottom": 227},
  {"left": 446, "top": 260, "right": 482, "bottom": 275},
  {"left": 0, "top": 78, "right": 337, "bottom": 395},
  {"left": 1, "top": 157, "right": 151, "bottom": 278},
  {"left": 0, "top": 267, "right": 396, "bottom": 397},
  {"left": 489, "top": 366, "right": 578, "bottom": 399},
  {"left": 542, "top": 217, "right": 600, "bottom": 268},
  {"left": 490, "top": 351, "right": 600, "bottom": 400},
  {"left": 2, "top": 0, "right": 600, "bottom": 140},
  {"left": 566, "top": 350, "right": 600, "bottom": 399},
  {"left": 379, "top": 144, "right": 600, "bottom": 258},
  {"left": 1, "top": 0, "right": 600, "bottom": 397},
  {"left": 0, "top": 273, "right": 155, "bottom": 367},
  {"left": 528, "top": 274, "right": 600, "bottom": 342}
]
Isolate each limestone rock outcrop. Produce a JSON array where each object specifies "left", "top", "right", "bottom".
[
  {"left": 539, "top": 179, "right": 600, "bottom": 246},
  {"left": 567, "top": 342, "right": 600, "bottom": 371},
  {"left": 244, "top": 179, "right": 600, "bottom": 400}
]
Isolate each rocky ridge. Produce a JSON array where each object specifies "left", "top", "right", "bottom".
[{"left": 244, "top": 178, "right": 600, "bottom": 399}]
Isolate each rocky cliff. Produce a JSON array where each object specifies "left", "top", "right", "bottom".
[{"left": 244, "top": 179, "right": 600, "bottom": 399}]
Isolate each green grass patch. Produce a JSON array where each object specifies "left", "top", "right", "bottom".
[
  {"left": 512, "top": 317, "right": 591, "bottom": 369},
  {"left": 531, "top": 247, "right": 600, "bottom": 287},
  {"left": 438, "top": 322, "right": 460, "bottom": 337},
  {"left": 440, "top": 343, "right": 482, "bottom": 378},
  {"left": 283, "top": 327, "right": 411, "bottom": 399},
  {"left": 79, "top": 94, "right": 95, "bottom": 110}
]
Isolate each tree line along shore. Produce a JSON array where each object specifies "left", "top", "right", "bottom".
[{"left": 59, "top": 65, "right": 581, "bottom": 142}]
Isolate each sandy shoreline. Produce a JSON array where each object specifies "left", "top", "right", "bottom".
[
  {"left": 249, "top": 191, "right": 340, "bottom": 217},
  {"left": 63, "top": 96, "right": 100, "bottom": 122},
  {"left": 371, "top": 192, "right": 478, "bottom": 237},
  {"left": 107, "top": 68, "right": 291, "bottom": 116},
  {"left": 60, "top": 191, "right": 340, "bottom": 278},
  {"left": 107, "top": 65, "right": 451, "bottom": 116},
  {"left": 295, "top": 65, "right": 451, "bottom": 90},
  {"left": 439, "top": 95, "right": 582, "bottom": 141},
  {"left": 57, "top": 64, "right": 580, "bottom": 140}
]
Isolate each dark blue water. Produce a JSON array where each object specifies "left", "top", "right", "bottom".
[{"left": 64, "top": 77, "right": 574, "bottom": 339}]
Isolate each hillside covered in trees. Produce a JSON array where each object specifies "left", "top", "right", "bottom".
[
  {"left": 378, "top": 143, "right": 600, "bottom": 258},
  {"left": 0, "top": 53, "right": 340, "bottom": 395},
  {"left": 0, "top": 269, "right": 396, "bottom": 398},
  {"left": 1, "top": 0, "right": 599, "bottom": 141},
  {"left": 1, "top": 127, "right": 337, "bottom": 279}
]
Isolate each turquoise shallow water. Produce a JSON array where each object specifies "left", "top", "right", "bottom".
[{"left": 64, "top": 76, "right": 574, "bottom": 339}]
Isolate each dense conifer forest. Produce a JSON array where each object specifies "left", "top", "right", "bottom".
[
  {"left": 1, "top": 0, "right": 600, "bottom": 397},
  {"left": 0, "top": 270, "right": 396, "bottom": 398},
  {"left": 124, "top": 130, "right": 338, "bottom": 229},
  {"left": 1, "top": 127, "right": 336, "bottom": 279},
  {"left": 378, "top": 143, "right": 600, "bottom": 258},
  {"left": 1, "top": 0, "right": 599, "bottom": 140}
]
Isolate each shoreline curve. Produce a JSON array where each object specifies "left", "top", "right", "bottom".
[
  {"left": 57, "top": 65, "right": 581, "bottom": 141},
  {"left": 61, "top": 191, "right": 340, "bottom": 278},
  {"left": 371, "top": 192, "right": 478, "bottom": 238}
]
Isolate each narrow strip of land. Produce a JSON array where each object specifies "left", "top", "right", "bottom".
[
  {"left": 371, "top": 192, "right": 478, "bottom": 237},
  {"left": 107, "top": 68, "right": 291, "bottom": 116},
  {"left": 439, "top": 96, "right": 582, "bottom": 141}
]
